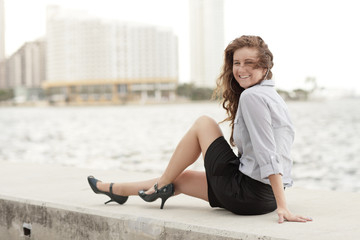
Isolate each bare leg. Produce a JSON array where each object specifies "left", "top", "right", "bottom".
[
  {"left": 97, "top": 115, "right": 222, "bottom": 200},
  {"left": 173, "top": 170, "right": 208, "bottom": 201},
  {"left": 97, "top": 170, "right": 208, "bottom": 201},
  {"left": 146, "top": 115, "right": 222, "bottom": 193},
  {"left": 97, "top": 178, "right": 159, "bottom": 196}
]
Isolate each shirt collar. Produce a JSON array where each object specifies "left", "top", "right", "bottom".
[{"left": 259, "top": 79, "right": 275, "bottom": 87}]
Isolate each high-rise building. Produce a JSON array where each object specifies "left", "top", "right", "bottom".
[
  {"left": 0, "top": 0, "right": 5, "bottom": 60},
  {"left": 0, "top": 0, "right": 6, "bottom": 90},
  {"left": 5, "top": 39, "right": 46, "bottom": 101},
  {"left": 45, "top": 6, "right": 178, "bottom": 103},
  {"left": 0, "top": 60, "right": 5, "bottom": 89},
  {"left": 189, "top": 0, "right": 224, "bottom": 88}
]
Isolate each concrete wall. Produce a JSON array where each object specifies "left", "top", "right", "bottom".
[
  {"left": 1, "top": 161, "right": 360, "bottom": 240},
  {"left": 0, "top": 197, "right": 253, "bottom": 240}
]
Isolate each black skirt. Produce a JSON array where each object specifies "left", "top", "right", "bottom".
[{"left": 204, "top": 136, "right": 277, "bottom": 215}]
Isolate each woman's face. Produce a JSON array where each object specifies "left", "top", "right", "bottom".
[{"left": 232, "top": 47, "right": 267, "bottom": 89}]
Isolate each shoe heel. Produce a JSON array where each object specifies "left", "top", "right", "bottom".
[
  {"left": 138, "top": 183, "right": 174, "bottom": 209},
  {"left": 87, "top": 176, "right": 128, "bottom": 205},
  {"left": 160, "top": 196, "right": 170, "bottom": 209}
]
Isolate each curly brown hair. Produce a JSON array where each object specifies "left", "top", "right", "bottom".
[{"left": 213, "top": 35, "right": 274, "bottom": 146}]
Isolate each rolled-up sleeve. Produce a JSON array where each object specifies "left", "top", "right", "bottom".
[{"left": 240, "top": 91, "right": 284, "bottom": 179}]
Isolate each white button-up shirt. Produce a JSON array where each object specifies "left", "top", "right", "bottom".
[{"left": 233, "top": 79, "right": 294, "bottom": 187}]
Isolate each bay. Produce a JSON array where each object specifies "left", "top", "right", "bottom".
[{"left": 1, "top": 99, "right": 359, "bottom": 192}]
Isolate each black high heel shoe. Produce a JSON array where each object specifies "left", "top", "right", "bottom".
[
  {"left": 138, "top": 182, "right": 174, "bottom": 209},
  {"left": 87, "top": 176, "right": 128, "bottom": 205}
]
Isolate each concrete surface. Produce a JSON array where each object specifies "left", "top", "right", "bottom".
[{"left": 0, "top": 161, "right": 359, "bottom": 240}]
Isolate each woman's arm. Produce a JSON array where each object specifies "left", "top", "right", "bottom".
[
  {"left": 269, "top": 174, "right": 312, "bottom": 223},
  {"left": 240, "top": 91, "right": 312, "bottom": 223}
]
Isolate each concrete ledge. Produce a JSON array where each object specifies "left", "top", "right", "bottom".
[
  {"left": 0, "top": 196, "right": 259, "bottom": 240},
  {"left": 0, "top": 161, "right": 359, "bottom": 240}
]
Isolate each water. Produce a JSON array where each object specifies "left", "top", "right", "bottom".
[{"left": 1, "top": 99, "right": 359, "bottom": 192}]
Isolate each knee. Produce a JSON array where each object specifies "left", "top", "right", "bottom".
[{"left": 194, "top": 115, "right": 217, "bottom": 129}]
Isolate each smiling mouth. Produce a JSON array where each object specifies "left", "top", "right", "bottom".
[{"left": 239, "top": 75, "right": 250, "bottom": 79}]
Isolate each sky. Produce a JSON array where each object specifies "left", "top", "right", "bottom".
[{"left": 3, "top": 0, "right": 360, "bottom": 94}]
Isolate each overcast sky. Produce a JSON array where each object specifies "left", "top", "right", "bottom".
[{"left": 3, "top": 0, "right": 360, "bottom": 94}]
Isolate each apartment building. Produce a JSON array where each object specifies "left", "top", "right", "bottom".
[
  {"left": 5, "top": 39, "right": 46, "bottom": 101},
  {"left": 45, "top": 6, "right": 178, "bottom": 103}
]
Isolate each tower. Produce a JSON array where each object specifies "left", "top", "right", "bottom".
[
  {"left": 0, "top": 0, "right": 5, "bottom": 60},
  {"left": 0, "top": 0, "right": 6, "bottom": 90},
  {"left": 189, "top": 0, "right": 224, "bottom": 88}
]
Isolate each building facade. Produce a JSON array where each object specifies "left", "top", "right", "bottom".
[
  {"left": 189, "top": 0, "right": 224, "bottom": 88},
  {"left": 5, "top": 39, "right": 46, "bottom": 101},
  {"left": 0, "top": 0, "right": 6, "bottom": 90},
  {"left": 0, "top": 60, "right": 6, "bottom": 90},
  {"left": 0, "top": 0, "right": 5, "bottom": 61},
  {"left": 45, "top": 6, "right": 178, "bottom": 103}
]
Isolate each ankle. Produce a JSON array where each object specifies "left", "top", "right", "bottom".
[
  {"left": 97, "top": 182, "right": 110, "bottom": 192},
  {"left": 157, "top": 178, "right": 171, "bottom": 189}
]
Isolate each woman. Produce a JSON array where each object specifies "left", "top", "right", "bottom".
[{"left": 88, "top": 35, "right": 312, "bottom": 223}]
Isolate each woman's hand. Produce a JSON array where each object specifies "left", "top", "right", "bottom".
[
  {"left": 277, "top": 207, "right": 313, "bottom": 223},
  {"left": 268, "top": 174, "right": 312, "bottom": 223}
]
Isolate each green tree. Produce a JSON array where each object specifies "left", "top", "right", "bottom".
[
  {"left": 0, "top": 89, "right": 14, "bottom": 101},
  {"left": 176, "top": 83, "right": 213, "bottom": 101}
]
